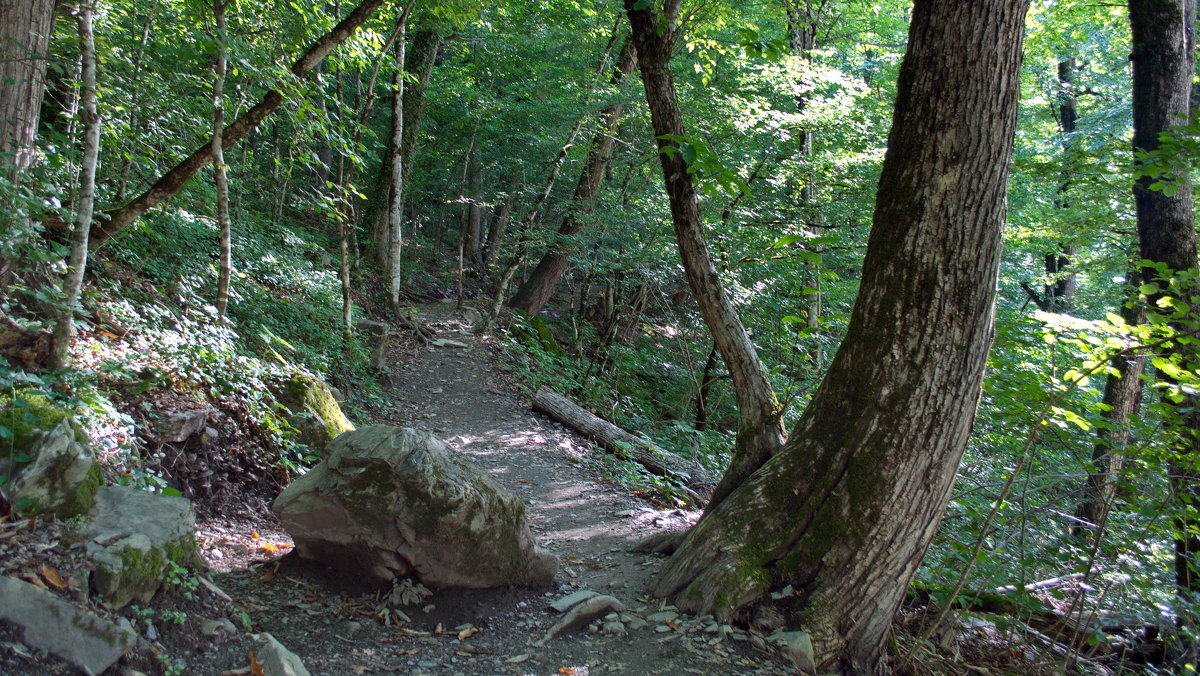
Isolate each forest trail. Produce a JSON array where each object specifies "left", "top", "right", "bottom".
[{"left": 205, "top": 302, "right": 791, "bottom": 675}]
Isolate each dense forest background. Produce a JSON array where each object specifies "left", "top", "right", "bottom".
[{"left": 3, "top": 0, "right": 1200, "bottom": 671}]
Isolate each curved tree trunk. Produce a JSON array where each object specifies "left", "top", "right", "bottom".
[
  {"left": 625, "top": 0, "right": 785, "bottom": 511},
  {"left": 651, "top": 1, "right": 1028, "bottom": 672},
  {"left": 212, "top": 0, "right": 233, "bottom": 320},
  {"left": 508, "top": 40, "right": 638, "bottom": 316}
]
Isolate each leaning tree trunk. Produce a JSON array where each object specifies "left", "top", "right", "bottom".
[
  {"left": 91, "top": 0, "right": 391, "bottom": 248},
  {"left": 1124, "top": 0, "right": 1200, "bottom": 609},
  {"left": 650, "top": 0, "right": 1028, "bottom": 672},
  {"left": 626, "top": 0, "right": 784, "bottom": 511},
  {"left": 508, "top": 40, "right": 638, "bottom": 316},
  {"left": 51, "top": 4, "right": 101, "bottom": 370}
]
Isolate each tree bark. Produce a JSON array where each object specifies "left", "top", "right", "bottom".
[
  {"left": 386, "top": 9, "right": 410, "bottom": 307},
  {"left": 652, "top": 1, "right": 1028, "bottom": 672},
  {"left": 212, "top": 0, "right": 233, "bottom": 320},
  {"left": 533, "top": 387, "right": 709, "bottom": 491},
  {"left": 51, "top": 4, "right": 101, "bottom": 370},
  {"left": 625, "top": 0, "right": 785, "bottom": 511},
  {"left": 0, "top": 0, "right": 55, "bottom": 186},
  {"left": 91, "top": 0, "right": 391, "bottom": 248},
  {"left": 1125, "top": 0, "right": 1199, "bottom": 609},
  {"left": 508, "top": 40, "right": 638, "bottom": 315}
]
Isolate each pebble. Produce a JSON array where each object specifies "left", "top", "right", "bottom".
[
  {"left": 654, "top": 625, "right": 672, "bottom": 633},
  {"left": 647, "top": 611, "right": 678, "bottom": 623},
  {"left": 602, "top": 621, "right": 626, "bottom": 635}
]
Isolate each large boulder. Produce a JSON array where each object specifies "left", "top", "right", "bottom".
[
  {"left": 273, "top": 425, "right": 557, "bottom": 588},
  {"left": 272, "top": 372, "right": 354, "bottom": 457},
  {"left": 84, "top": 486, "right": 204, "bottom": 607},
  {"left": 1, "top": 393, "right": 101, "bottom": 518}
]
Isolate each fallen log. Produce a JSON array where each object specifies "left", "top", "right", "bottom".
[{"left": 532, "top": 387, "right": 709, "bottom": 489}]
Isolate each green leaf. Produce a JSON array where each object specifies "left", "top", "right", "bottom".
[{"left": 162, "top": 487, "right": 183, "bottom": 497}]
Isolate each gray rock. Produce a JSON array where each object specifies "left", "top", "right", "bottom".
[
  {"left": 158, "top": 409, "right": 211, "bottom": 443},
  {"left": 0, "top": 576, "right": 135, "bottom": 674},
  {"left": 769, "top": 630, "right": 815, "bottom": 672},
  {"left": 272, "top": 373, "right": 354, "bottom": 458},
  {"left": 752, "top": 604, "right": 785, "bottom": 632},
  {"left": 654, "top": 624, "right": 672, "bottom": 633},
  {"left": 274, "top": 426, "right": 557, "bottom": 588},
  {"left": 85, "top": 486, "right": 203, "bottom": 608},
  {"left": 255, "top": 632, "right": 310, "bottom": 676},
  {"left": 602, "top": 621, "right": 626, "bottom": 635},
  {"left": 201, "top": 618, "right": 238, "bottom": 637},
  {"left": 7, "top": 418, "right": 101, "bottom": 517},
  {"left": 622, "top": 613, "right": 648, "bottom": 631},
  {"left": 549, "top": 589, "right": 599, "bottom": 612},
  {"left": 647, "top": 611, "right": 679, "bottom": 623},
  {"left": 536, "top": 594, "right": 626, "bottom": 645}
]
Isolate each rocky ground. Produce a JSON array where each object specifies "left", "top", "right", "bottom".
[{"left": 0, "top": 302, "right": 797, "bottom": 675}]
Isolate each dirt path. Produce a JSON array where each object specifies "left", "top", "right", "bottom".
[{"left": 212, "top": 302, "right": 791, "bottom": 675}]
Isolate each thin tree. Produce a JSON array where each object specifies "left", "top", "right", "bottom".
[
  {"left": 630, "top": 0, "right": 1030, "bottom": 671},
  {"left": 212, "top": 0, "right": 234, "bottom": 319},
  {"left": 51, "top": 2, "right": 101, "bottom": 369}
]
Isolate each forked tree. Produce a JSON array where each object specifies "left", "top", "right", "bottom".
[{"left": 626, "top": 0, "right": 1029, "bottom": 671}]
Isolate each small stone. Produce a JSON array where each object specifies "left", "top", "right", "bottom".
[
  {"left": 623, "top": 616, "right": 648, "bottom": 631},
  {"left": 603, "top": 613, "right": 619, "bottom": 621},
  {"left": 202, "top": 618, "right": 238, "bottom": 637},
  {"left": 647, "top": 611, "right": 678, "bottom": 623},
  {"left": 654, "top": 625, "right": 672, "bottom": 633},
  {"left": 769, "top": 630, "right": 816, "bottom": 672},
  {"left": 343, "top": 621, "right": 363, "bottom": 637},
  {"left": 602, "top": 621, "right": 626, "bottom": 635},
  {"left": 750, "top": 634, "right": 767, "bottom": 651},
  {"left": 255, "top": 632, "right": 311, "bottom": 676}
]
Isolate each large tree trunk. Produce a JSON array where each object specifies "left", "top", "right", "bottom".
[
  {"left": 625, "top": 0, "right": 785, "bottom": 511},
  {"left": 0, "top": 0, "right": 55, "bottom": 186},
  {"left": 1125, "top": 0, "right": 1199, "bottom": 608},
  {"left": 51, "top": 4, "right": 100, "bottom": 370},
  {"left": 651, "top": 0, "right": 1028, "bottom": 672},
  {"left": 90, "top": 0, "right": 390, "bottom": 248},
  {"left": 508, "top": 41, "right": 638, "bottom": 315}
]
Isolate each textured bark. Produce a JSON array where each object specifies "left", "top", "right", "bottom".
[
  {"left": 1126, "top": 0, "right": 1199, "bottom": 603},
  {"left": 508, "top": 41, "right": 638, "bottom": 315},
  {"left": 92, "top": 0, "right": 390, "bottom": 248},
  {"left": 483, "top": 180, "right": 517, "bottom": 268},
  {"left": 653, "top": 0, "right": 1028, "bottom": 672},
  {"left": 532, "top": 387, "right": 708, "bottom": 491},
  {"left": 51, "top": 5, "right": 100, "bottom": 370},
  {"left": 625, "top": 0, "right": 785, "bottom": 511},
  {"left": 0, "top": 0, "right": 55, "bottom": 185}
]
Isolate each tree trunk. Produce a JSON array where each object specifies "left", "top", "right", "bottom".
[
  {"left": 91, "top": 0, "right": 391, "bottom": 248},
  {"left": 51, "top": 4, "right": 100, "bottom": 370},
  {"left": 508, "top": 40, "right": 638, "bottom": 315},
  {"left": 652, "top": 1, "right": 1028, "bottom": 672},
  {"left": 212, "top": 0, "right": 233, "bottom": 320},
  {"left": 464, "top": 159, "right": 484, "bottom": 270},
  {"left": 386, "top": 10, "right": 409, "bottom": 307},
  {"left": 1125, "top": 0, "right": 1199, "bottom": 609},
  {"left": 483, "top": 179, "right": 518, "bottom": 268},
  {"left": 625, "top": 0, "right": 785, "bottom": 512},
  {"left": 0, "top": 0, "right": 55, "bottom": 186},
  {"left": 532, "top": 387, "right": 708, "bottom": 490}
]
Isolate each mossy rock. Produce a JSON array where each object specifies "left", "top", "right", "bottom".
[
  {"left": 0, "top": 390, "right": 73, "bottom": 478},
  {"left": 84, "top": 486, "right": 203, "bottom": 608},
  {"left": 4, "top": 415, "right": 101, "bottom": 519},
  {"left": 272, "top": 372, "right": 354, "bottom": 456}
]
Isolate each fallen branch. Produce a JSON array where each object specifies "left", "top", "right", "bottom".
[{"left": 532, "top": 387, "right": 709, "bottom": 492}]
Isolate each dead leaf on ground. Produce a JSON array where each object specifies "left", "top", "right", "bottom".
[
  {"left": 39, "top": 564, "right": 68, "bottom": 590},
  {"left": 19, "top": 573, "right": 47, "bottom": 589}
]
